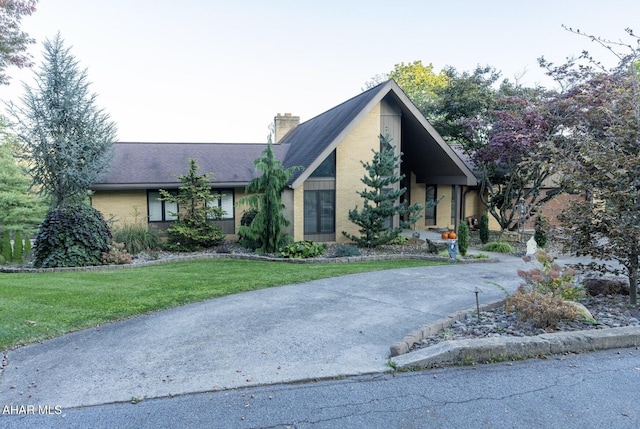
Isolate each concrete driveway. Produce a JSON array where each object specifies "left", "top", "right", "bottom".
[{"left": 0, "top": 254, "right": 530, "bottom": 409}]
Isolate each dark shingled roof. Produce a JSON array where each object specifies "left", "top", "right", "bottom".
[
  {"left": 93, "top": 142, "right": 289, "bottom": 189},
  {"left": 94, "top": 80, "right": 476, "bottom": 190},
  {"left": 279, "top": 83, "right": 387, "bottom": 183}
]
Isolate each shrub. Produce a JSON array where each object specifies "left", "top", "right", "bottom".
[
  {"left": 457, "top": 222, "right": 469, "bottom": 256},
  {"left": 506, "top": 290, "right": 579, "bottom": 329},
  {"left": 101, "top": 242, "right": 133, "bottom": 265},
  {"left": 280, "top": 241, "right": 325, "bottom": 258},
  {"left": 506, "top": 250, "right": 586, "bottom": 329},
  {"left": 389, "top": 235, "right": 409, "bottom": 245},
  {"left": 334, "top": 244, "right": 361, "bottom": 257},
  {"left": 518, "top": 250, "right": 584, "bottom": 301},
  {"left": 160, "top": 159, "right": 226, "bottom": 252},
  {"left": 13, "top": 231, "right": 24, "bottom": 262},
  {"left": 2, "top": 230, "right": 11, "bottom": 262},
  {"left": 481, "top": 241, "right": 515, "bottom": 253},
  {"left": 0, "top": 254, "right": 4, "bottom": 265},
  {"left": 112, "top": 224, "right": 160, "bottom": 255},
  {"left": 238, "top": 209, "right": 261, "bottom": 250},
  {"left": 164, "top": 220, "right": 225, "bottom": 252},
  {"left": 24, "top": 234, "right": 32, "bottom": 256},
  {"left": 479, "top": 213, "right": 490, "bottom": 244},
  {"left": 534, "top": 215, "right": 548, "bottom": 248},
  {"left": 33, "top": 203, "right": 112, "bottom": 268}
]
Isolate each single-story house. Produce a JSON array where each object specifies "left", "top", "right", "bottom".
[{"left": 91, "top": 79, "right": 483, "bottom": 243}]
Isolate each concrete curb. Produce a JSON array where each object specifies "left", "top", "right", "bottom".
[
  {"left": 390, "top": 299, "right": 506, "bottom": 357},
  {"left": 390, "top": 326, "right": 640, "bottom": 369}
]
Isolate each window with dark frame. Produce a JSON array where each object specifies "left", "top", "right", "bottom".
[
  {"left": 207, "top": 189, "right": 234, "bottom": 219},
  {"left": 148, "top": 189, "right": 235, "bottom": 222},
  {"left": 304, "top": 190, "right": 335, "bottom": 234},
  {"left": 147, "top": 190, "right": 178, "bottom": 222},
  {"left": 425, "top": 185, "right": 437, "bottom": 225}
]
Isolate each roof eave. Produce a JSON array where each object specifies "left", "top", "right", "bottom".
[{"left": 92, "top": 182, "right": 251, "bottom": 191}]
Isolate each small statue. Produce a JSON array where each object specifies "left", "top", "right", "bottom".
[{"left": 448, "top": 240, "right": 458, "bottom": 261}]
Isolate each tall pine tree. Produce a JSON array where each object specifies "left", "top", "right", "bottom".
[
  {"left": 160, "top": 158, "right": 225, "bottom": 251},
  {"left": 8, "top": 33, "right": 116, "bottom": 267},
  {"left": 9, "top": 33, "right": 116, "bottom": 207},
  {"left": 343, "top": 134, "right": 422, "bottom": 247},
  {"left": 238, "top": 142, "right": 302, "bottom": 253}
]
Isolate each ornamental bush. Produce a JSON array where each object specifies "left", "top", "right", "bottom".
[
  {"left": 12, "top": 231, "right": 23, "bottom": 262},
  {"left": 101, "top": 242, "right": 133, "bottom": 265},
  {"left": 457, "top": 222, "right": 470, "bottom": 256},
  {"left": 481, "top": 241, "right": 515, "bottom": 253},
  {"left": 534, "top": 215, "right": 548, "bottom": 248},
  {"left": 334, "top": 244, "right": 361, "bottom": 257},
  {"left": 506, "top": 250, "right": 587, "bottom": 329},
  {"left": 280, "top": 241, "right": 325, "bottom": 258},
  {"left": 1, "top": 230, "right": 11, "bottom": 262},
  {"left": 479, "top": 213, "right": 490, "bottom": 244},
  {"left": 33, "top": 203, "right": 112, "bottom": 268},
  {"left": 111, "top": 224, "right": 160, "bottom": 255}
]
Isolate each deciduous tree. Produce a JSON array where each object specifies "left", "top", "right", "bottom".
[
  {"left": 467, "top": 96, "right": 560, "bottom": 231},
  {"left": 0, "top": 0, "right": 38, "bottom": 85},
  {"left": 542, "top": 27, "right": 640, "bottom": 307},
  {"left": 0, "top": 116, "right": 46, "bottom": 231},
  {"left": 365, "top": 61, "right": 448, "bottom": 116}
]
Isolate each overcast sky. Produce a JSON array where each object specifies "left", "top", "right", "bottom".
[{"left": 1, "top": 0, "right": 638, "bottom": 143}]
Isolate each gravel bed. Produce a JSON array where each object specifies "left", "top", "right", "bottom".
[{"left": 411, "top": 294, "right": 639, "bottom": 352}]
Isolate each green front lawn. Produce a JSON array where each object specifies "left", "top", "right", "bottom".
[{"left": 0, "top": 258, "right": 441, "bottom": 350}]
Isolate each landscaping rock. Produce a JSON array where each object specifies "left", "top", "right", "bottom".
[
  {"left": 583, "top": 276, "right": 630, "bottom": 296},
  {"left": 425, "top": 239, "right": 447, "bottom": 254}
]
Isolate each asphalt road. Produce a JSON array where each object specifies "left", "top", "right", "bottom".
[{"left": 2, "top": 347, "right": 639, "bottom": 429}]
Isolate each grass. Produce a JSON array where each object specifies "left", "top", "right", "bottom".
[
  {"left": 481, "top": 241, "right": 516, "bottom": 253},
  {"left": 0, "top": 258, "right": 442, "bottom": 350}
]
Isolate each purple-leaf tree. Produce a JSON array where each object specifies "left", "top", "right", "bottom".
[
  {"left": 466, "top": 96, "right": 560, "bottom": 232},
  {"left": 0, "top": 0, "right": 38, "bottom": 85},
  {"left": 541, "top": 27, "right": 640, "bottom": 307}
]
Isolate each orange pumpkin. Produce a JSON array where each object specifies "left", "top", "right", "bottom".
[
  {"left": 441, "top": 232, "right": 449, "bottom": 239},
  {"left": 448, "top": 232, "right": 457, "bottom": 239}
]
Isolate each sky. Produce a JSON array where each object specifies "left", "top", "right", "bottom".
[{"left": 1, "top": 0, "right": 639, "bottom": 143}]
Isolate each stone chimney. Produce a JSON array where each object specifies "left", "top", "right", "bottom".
[{"left": 274, "top": 113, "right": 300, "bottom": 143}]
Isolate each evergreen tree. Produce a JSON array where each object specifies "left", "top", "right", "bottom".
[
  {"left": 479, "top": 213, "right": 490, "bottom": 244},
  {"left": 160, "top": 158, "right": 225, "bottom": 251},
  {"left": 13, "top": 230, "right": 23, "bottom": 261},
  {"left": 8, "top": 33, "right": 116, "bottom": 206},
  {"left": 0, "top": 117, "right": 47, "bottom": 232},
  {"left": 238, "top": 142, "right": 302, "bottom": 253},
  {"left": 457, "top": 222, "right": 470, "bottom": 256},
  {"left": 534, "top": 215, "right": 548, "bottom": 248},
  {"left": 8, "top": 33, "right": 116, "bottom": 267},
  {"left": 2, "top": 230, "right": 12, "bottom": 262},
  {"left": 23, "top": 232, "right": 31, "bottom": 255},
  {"left": 343, "top": 134, "right": 423, "bottom": 247}
]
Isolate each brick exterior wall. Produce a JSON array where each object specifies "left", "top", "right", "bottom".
[
  {"left": 334, "top": 104, "right": 381, "bottom": 243},
  {"left": 92, "top": 190, "right": 148, "bottom": 227}
]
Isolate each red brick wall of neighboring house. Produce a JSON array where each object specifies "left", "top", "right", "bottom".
[{"left": 525, "top": 192, "right": 584, "bottom": 230}]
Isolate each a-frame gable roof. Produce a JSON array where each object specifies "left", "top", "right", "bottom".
[
  {"left": 94, "top": 80, "right": 476, "bottom": 191},
  {"left": 281, "top": 80, "right": 476, "bottom": 188}
]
